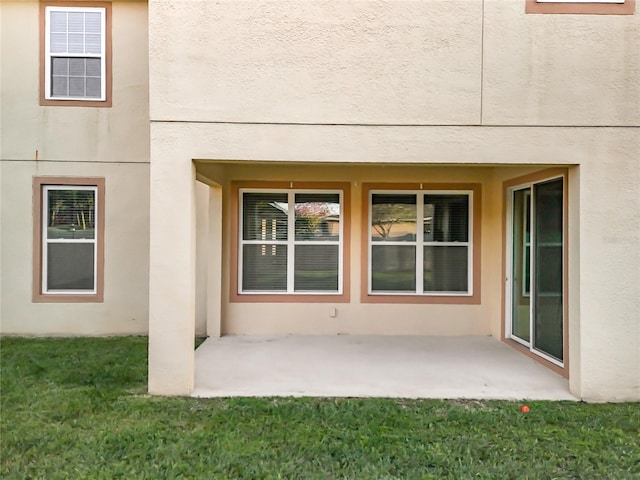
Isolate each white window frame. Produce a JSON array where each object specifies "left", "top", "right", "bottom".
[
  {"left": 42, "top": 185, "right": 99, "bottom": 295},
  {"left": 368, "top": 190, "right": 473, "bottom": 297},
  {"left": 238, "top": 189, "right": 344, "bottom": 295},
  {"left": 522, "top": 190, "right": 531, "bottom": 298},
  {"left": 44, "top": 5, "right": 107, "bottom": 101}
]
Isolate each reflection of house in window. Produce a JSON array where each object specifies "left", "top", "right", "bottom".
[
  {"left": 260, "top": 202, "right": 287, "bottom": 256},
  {"left": 369, "top": 190, "right": 472, "bottom": 295},
  {"left": 424, "top": 195, "right": 469, "bottom": 293},
  {"left": 240, "top": 190, "right": 343, "bottom": 294},
  {"left": 44, "top": 186, "right": 98, "bottom": 292},
  {"left": 259, "top": 217, "right": 279, "bottom": 256}
]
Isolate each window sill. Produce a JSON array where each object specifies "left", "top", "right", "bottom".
[
  {"left": 32, "top": 292, "right": 104, "bottom": 303},
  {"left": 40, "top": 98, "right": 112, "bottom": 108},
  {"left": 525, "top": 0, "right": 636, "bottom": 14},
  {"left": 230, "top": 293, "right": 350, "bottom": 303},
  {"left": 361, "top": 294, "right": 480, "bottom": 305}
]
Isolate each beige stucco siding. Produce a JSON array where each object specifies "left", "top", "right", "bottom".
[
  {"left": 1, "top": 0, "right": 637, "bottom": 401},
  {"left": 154, "top": 122, "right": 637, "bottom": 165},
  {"left": 149, "top": 0, "right": 483, "bottom": 124},
  {"left": 576, "top": 156, "right": 640, "bottom": 401},
  {"left": 0, "top": 161, "right": 150, "bottom": 335},
  {"left": 483, "top": 0, "right": 640, "bottom": 126},
  {"left": 149, "top": 0, "right": 638, "bottom": 127},
  {"left": 0, "top": 1, "right": 150, "bottom": 335},
  {"left": 0, "top": 1, "right": 150, "bottom": 162}
]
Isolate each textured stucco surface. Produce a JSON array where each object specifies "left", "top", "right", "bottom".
[
  {"left": 152, "top": 122, "right": 638, "bottom": 165},
  {"left": 149, "top": 0, "right": 483, "bottom": 124},
  {"left": 148, "top": 145, "right": 196, "bottom": 394},
  {"left": 483, "top": 0, "right": 640, "bottom": 126},
  {"left": 0, "top": 1, "right": 150, "bottom": 335},
  {"left": 0, "top": 161, "right": 150, "bottom": 335},
  {"left": 575, "top": 157, "right": 640, "bottom": 401},
  {"left": 148, "top": 0, "right": 638, "bottom": 126},
  {"left": 0, "top": 1, "right": 150, "bottom": 162}
]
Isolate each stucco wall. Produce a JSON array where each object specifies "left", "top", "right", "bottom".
[
  {"left": 146, "top": 0, "right": 638, "bottom": 399},
  {"left": 149, "top": 0, "right": 483, "bottom": 124},
  {"left": 576, "top": 157, "right": 640, "bottom": 401},
  {"left": 1, "top": 0, "right": 637, "bottom": 400},
  {"left": 483, "top": 0, "right": 639, "bottom": 126},
  {"left": 0, "top": 161, "right": 150, "bottom": 335},
  {"left": 0, "top": 1, "right": 150, "bottom": 335},
  {"left": 151, "top": 120, "right": 639, "bottom": 400},
  {"left": 1, "top": 0, "right": 150, "bottom": 162},
  {"left": 149, "top": 0, "right": 638, "bottom": 126}
]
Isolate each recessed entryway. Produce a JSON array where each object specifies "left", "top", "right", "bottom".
[{"left": 504, "top": 170, "right": 567, "bottom": 373}]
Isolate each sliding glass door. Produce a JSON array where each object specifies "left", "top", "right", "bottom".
[{"left": 507, "top": 177, "right": 564, "bottom": 364}]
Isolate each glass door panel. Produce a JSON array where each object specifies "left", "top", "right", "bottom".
[
  {"left": 533, "top": 178, "right": 564, "bottom": 361},
  {"left": 507, "top": 176, "right": 564, "bottom": 365},
  {"left": 511, "top": 188, "right": 530, "bottom": 343}
]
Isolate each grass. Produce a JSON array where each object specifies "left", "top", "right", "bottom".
[{"left": 1, "top": 337, "right": 639, "bottom": 479}]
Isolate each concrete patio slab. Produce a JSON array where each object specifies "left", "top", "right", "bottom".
[{"left": 192, "top": 335, "right": 576, "bottom": 400}]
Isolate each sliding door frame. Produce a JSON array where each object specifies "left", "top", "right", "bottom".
[{"left": 502, "top": 168, "right": 569, "bottom": 377}]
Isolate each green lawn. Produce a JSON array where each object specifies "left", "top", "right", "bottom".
[{"left": 1, "top": 337, "right": 638, "bottom": 479}]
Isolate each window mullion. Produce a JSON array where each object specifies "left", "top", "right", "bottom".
[
  {"left": 287, "top": 192, "right": 295, "bottom": 293},
  {"left": 369, "top": 189, "right": 473, "bottom": 297},
  {"left": 238, "top": 193, "right": 244, "bottom": 293}
]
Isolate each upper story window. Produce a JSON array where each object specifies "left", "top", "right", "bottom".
[
  {"left": 41, "top": 2, "right": 112, "bottom": 106},
  {"left": 526, "top": 0, "right": 635, "bottom": 14}
]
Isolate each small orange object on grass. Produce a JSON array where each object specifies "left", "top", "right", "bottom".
[{"left": 520, "top": 405, "right": 530, "bottom": 413}]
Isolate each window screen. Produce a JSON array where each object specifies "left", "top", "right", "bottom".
[
  {"left": 43, "top": 186, "right": 98, "bottom": 293},
  {"left": 45, "top": 6, "right": 105, "bottom": 100}
]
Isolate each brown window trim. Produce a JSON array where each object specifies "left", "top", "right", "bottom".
[
  {"left": 39, "top": 1, "right": 113, "bottom": 107},
  {"left": 33, "top": 176, "right": 105, "bottom": 303},
  {"left": 526, "top": 0, "right": 635, "bottom": 15},
  {"left": 361, "top": 183, "right": 482, "bottom": 305},
  {"left": 501, "top": 167, "right": 569, "bottom": 378},
  {"left": 230, "top": 181, "right": 351, "bottom": 303}
]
